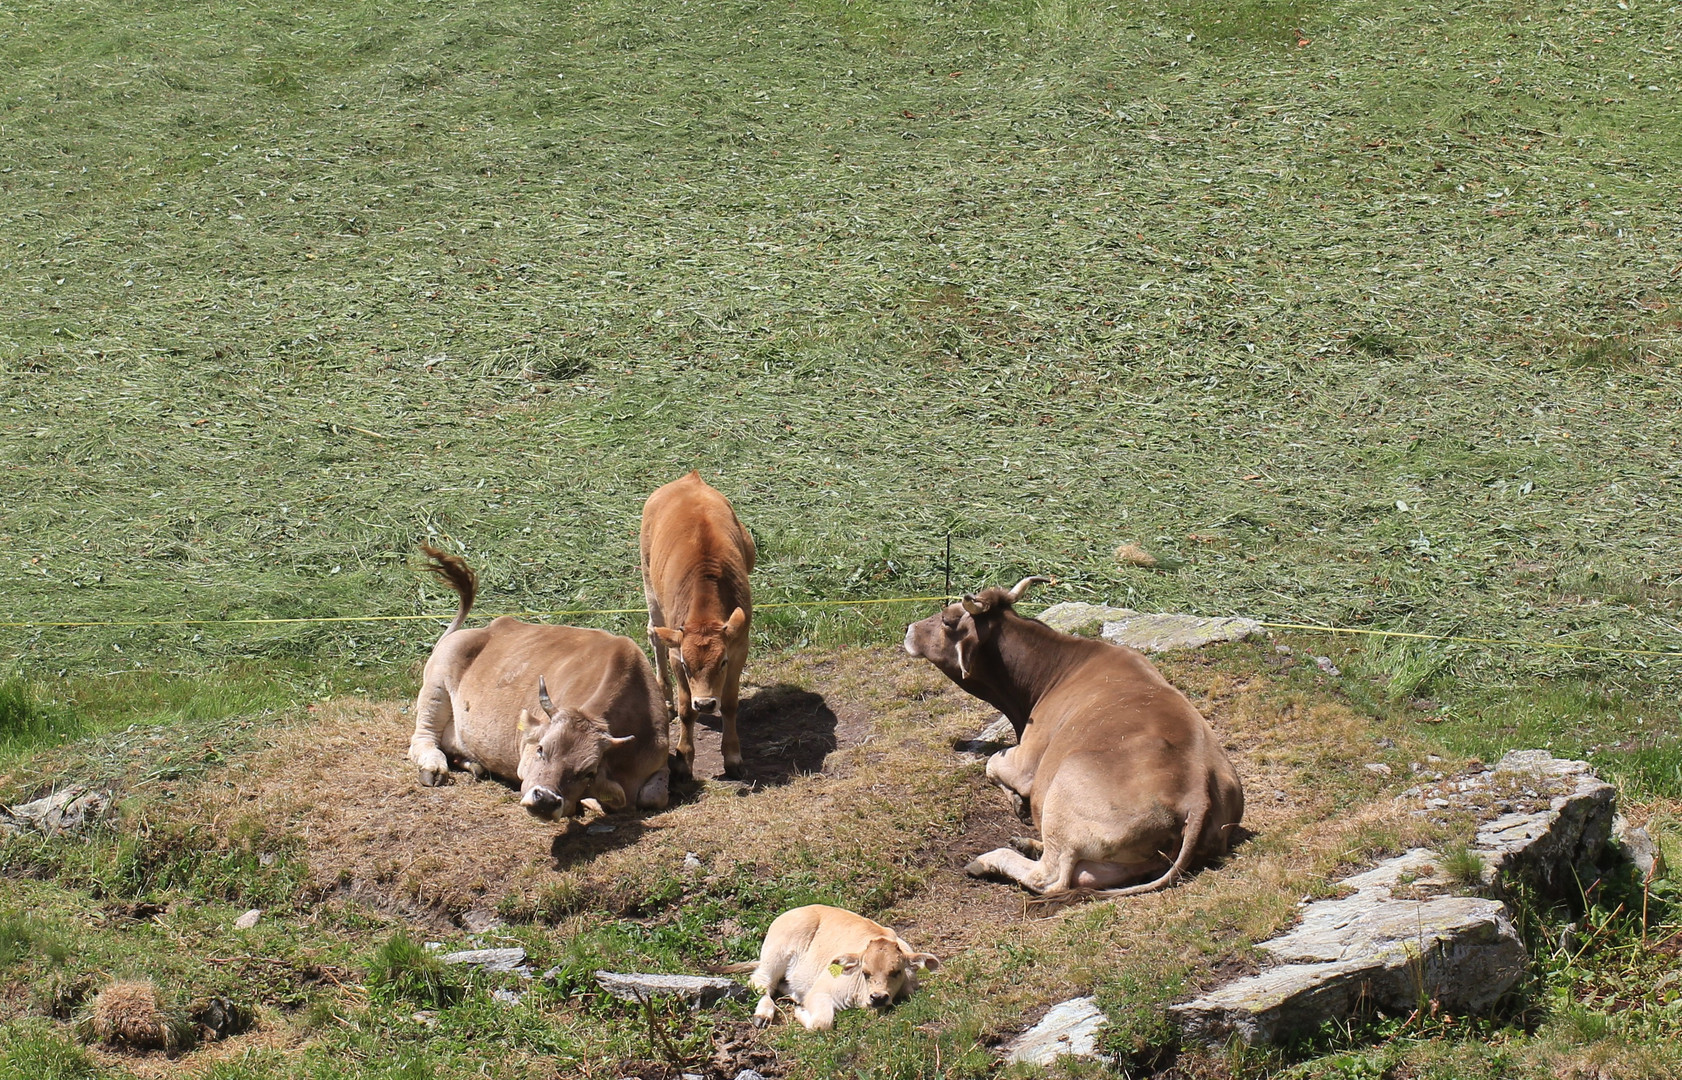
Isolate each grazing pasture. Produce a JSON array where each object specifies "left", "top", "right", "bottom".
[{"left": 2, "top": 0, "right": 1679, "bottom": 1076}]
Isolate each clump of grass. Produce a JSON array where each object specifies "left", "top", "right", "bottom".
[
  {"left": 1440, "top": 844, "right": 1486, "bottom": 888},
  {"left": 1113, "top": 543, "right": 1159, "bottom": 569},
  {"left": 0, "top": 1023, "right": 98, "bottom": 1079},
  {"left": 86, "top": 979, "right": 195, "bottom": 1055},
  {"left": 364, "top": 931, "right": 461, "bottom": 1008},
  {"left": 0, "top": 677, "right": 80, "bottom": 750}
]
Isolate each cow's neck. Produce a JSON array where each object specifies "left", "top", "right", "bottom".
[{"left": 962, "top": 613, "right": 1083, "bottom": 732}]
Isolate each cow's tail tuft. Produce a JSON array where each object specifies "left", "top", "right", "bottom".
[
  {"left": 1090, "top": 799, "right": 1210, "bottom": 900},
  {"left": 704, "top": 961, "right": 760, "bottom": 975},
  {"left": 420, "top": 544, "right": 477, "bottom": 642}
]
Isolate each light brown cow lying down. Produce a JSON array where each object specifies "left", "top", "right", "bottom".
[
  {"left": 904, "top": 578, "right": 1244, "bottom": 897},
  {"left": 640, "top": 471, "right": 755, "bottom": 778},
  {"left": 715, "top": 905, "right": 940, "bottom": 1030},
  {"left": 407, "top": 546, "right": 670, "bottom": 820}
]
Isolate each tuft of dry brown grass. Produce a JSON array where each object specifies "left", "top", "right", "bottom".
[
  {"left": 1113, "top": 543, "right": 1159, "bottom": 569},
  {"left": 88, "top": 979, "right": 190, "bottom": 1055}
]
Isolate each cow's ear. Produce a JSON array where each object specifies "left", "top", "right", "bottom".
[
  {"left": 955, "top": 627, "right": 980, "bottom": 679},
  {"left": 518, "top": 710, "right": 545, "bottom": 743},
  {"left": 723, "top": 606, "right": 748, "bottom": 640},
  {"left": 908, "top": 952, "right": 941, "bottom": 972},
  {"left": 830, "top": 953, "right": 862, "bottom": 975},
  {"left": 651, "top": 626, "right": 683, "bottom": 648},
  {"left": 961, "top": 593, "right": 990, "bottom": 616}
]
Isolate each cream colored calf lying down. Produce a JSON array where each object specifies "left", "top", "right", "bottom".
[{"left": 716, "top": 905, "right": 940, "bottom": 1030}]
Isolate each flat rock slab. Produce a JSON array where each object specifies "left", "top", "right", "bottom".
[
  {"left": 594, "top": 971, "right": 749, "bottom": 1010},
  {"left": 1036, "top": 603, "right": 1266, "bottom": 653},
  {"left": 1172, "top": 752, "right": 1614, "bottom": 1047},
  {"left": 0, "top": 785, "right": 110, "bottom": 838},
  {"left": 1003, "top": 996, "right": 1107, "bottom": 1066},
  {"left": 440, "top": 947, "right": 527, "bottom": 973},
  {"left": 953, "top": 715, "right": 1016, "bottom": 756}
]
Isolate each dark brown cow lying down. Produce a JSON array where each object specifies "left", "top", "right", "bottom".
[
  {"left": 407, "top": 546, "right": 671, "bottom": 820},
  {"left": 904, "top": 578, "right": 1244, "bottom": 897}
]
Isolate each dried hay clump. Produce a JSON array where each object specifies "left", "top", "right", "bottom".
[
  {"left": 1113, "top": 542, "right": 1158, "bottom": 568},
  {"left": 88, "top": 979, "right": 194, "bottom": 1054}
]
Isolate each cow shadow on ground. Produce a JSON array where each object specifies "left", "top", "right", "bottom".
[
  {"left": 688, "top": 683, "right": 840, "bottom": 786},
  {"left": 548, "top": 816, "right": 657, "bottom": 871}
]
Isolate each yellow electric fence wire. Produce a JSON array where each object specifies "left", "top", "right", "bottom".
[
  {"left": 0, "top": 595, "right": 954, "bottom": 630},
  {"left": 1, "top": 600, "right": 1677, "bottom": 659}
]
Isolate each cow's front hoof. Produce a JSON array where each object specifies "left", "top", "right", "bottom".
[
  {"left": 1010, "top": 835, "right": 1044, "bottom": 858},
  {"left": 963, "top": 856, "right": 990, "bottom": 879},
  {"left": 417, "top": 766, "right": 448, "bottom": 787},
  {"left": 722, "top": 755, "right": 744, "bottom": 780},
  {"left": 464, "top": 761, "right": 487, "bottom": 781},
  {"left": 669, "top": 753, "right": 693, "bottom": 781}
]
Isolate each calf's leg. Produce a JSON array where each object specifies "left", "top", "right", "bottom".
[
  {"left": 719, "top": 676, "right": 743, "bottom": 779},
  {"left": 794, "top": 997, "right": 835, "bottom": 1031}
]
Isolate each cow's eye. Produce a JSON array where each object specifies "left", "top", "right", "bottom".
[{"left": 534, "top": 746, "right": 546, "bottom": 760}]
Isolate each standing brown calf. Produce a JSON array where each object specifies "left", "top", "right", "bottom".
[{"left": 639, "top": 471, "right": 755, "bottom": 778}]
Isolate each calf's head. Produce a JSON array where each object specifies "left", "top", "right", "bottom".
[
  {"left": 651, "top": 607, "right": 747, "bottom": 716},
  {"left": 902, "top": 576, "right": 1051, "bottom": 680},
  {"left": 516, "top": 677, "right": 633, "bottom": 820},
  {"left": 831, "top": 936, "right": 941, "bottom": 1010}
]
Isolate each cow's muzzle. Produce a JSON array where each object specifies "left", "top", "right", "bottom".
[
  {"left": 868, "top": 992, "right": 891, "bottom": 1009},
  {"left": 520, "top": 786, "right": 568, "bottom": 820},
  {"left": 691, "top": 696, "right": 719, "bottom": 716}
]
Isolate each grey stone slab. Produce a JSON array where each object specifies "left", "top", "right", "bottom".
[
  {"left": 0, "top": 785, "right": 110, "bottom": 838},
  {"left": 1002, "top": 996, "right": 1107, "bottom": 1067},
  {"left": 593, "top": 971, "right": 750, "bottom": 1009},
  {"left": 1613, "top": 816, "right": 1660, "bottom": 879},
  {"left": 1173, "top": 753, "right": 1614, "bottom": 1047},
  {"left": 954, "top": 715, "right": 1016, "bottom": 755},
  {"left": 1036, "top": 603, "right": 1266, "bottom": 653},
  {"left": 440, "top": 947, "right": 527, "bottom": 972}
]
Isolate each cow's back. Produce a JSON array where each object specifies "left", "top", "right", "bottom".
[
  {"left": 640, "top": 471, "right": 754, "bottom": 616},
  {"left": 1027, "top": 641, "right": 1242, "bottom": 837},
  {"left": 458, "top": 620, "right": 664, "bottom": 743}
]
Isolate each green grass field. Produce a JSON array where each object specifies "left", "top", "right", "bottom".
[{"left": 3, "top": 0, "right": 1680, "bottom": 1075}]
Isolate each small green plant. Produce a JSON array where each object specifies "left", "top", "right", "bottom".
[
  {"left": 1441, "top": 845, "right": 1486, "bottom": 888},
  {"left": 364, "top": 931, "right": 461, "bottom": 1008},
  {"left": 0, "top": 1022, "right": 98, "bottom": 1080}
]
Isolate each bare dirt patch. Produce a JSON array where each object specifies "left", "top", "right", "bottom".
[{"left": 188, "top": 641, "right": 1446, "bottom": 991}]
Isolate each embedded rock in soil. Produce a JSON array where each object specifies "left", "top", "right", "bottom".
[
  {"left": 1036, "top": 603, "right": 1266, "bottom": 653},
  {"left": 0, "top": 785, "right": 110, "bottom": 838},
  {"left": 954, "top": 715, "right": 1016, "bottom": 756},
  {"left": 440, "top": 947, "right": 527, "bottom": 973},
  {"left": 594, "top": 971, "right": 750, "bottom": 1009},
  {"left": 1172, "top": 753, "right": 1617, "bottom": 1047},
  {"left": 1002, "top": 996, "right": 1107, "bottom": 1066}
]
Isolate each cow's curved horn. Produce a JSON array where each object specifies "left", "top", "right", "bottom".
[
  {"left": 961, "top": 594, "right": 987, "bottom": 616},
  {"left": 1006, "top": 576, "right": 1053, "bottom": 603},
  {"left": 537, "top": 676, "right": 556, "bottom": 716}
]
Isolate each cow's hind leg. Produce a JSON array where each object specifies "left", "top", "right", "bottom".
[
  {"left": 748, "top": 956, "right": 789, "bottom": 1028},
  {"left": 964, "top": 842, "right": 1070, "bottom": 894},
  {"left": 409, "top": 681, "right": 454, "bottom": 787}
]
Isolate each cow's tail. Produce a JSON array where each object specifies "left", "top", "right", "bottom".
[
  {"left": 1089, "top": 799, "right": 1210, "bottom": 900},
  {"left": 420, "top": 543, "right": 476, "bottom": 642},
  {"left": 705, "top": 961, "right": 760, "bottom": 975}
]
